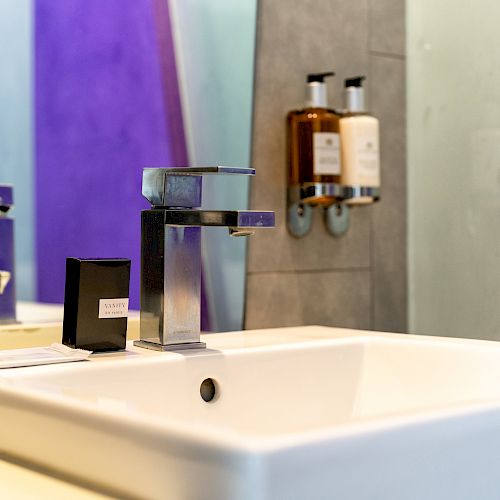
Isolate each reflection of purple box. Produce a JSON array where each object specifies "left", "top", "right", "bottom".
[{"left": 0, "top": 185, "right": 16, "bottom": 324}]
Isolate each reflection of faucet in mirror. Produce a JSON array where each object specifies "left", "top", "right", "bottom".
[
  {"left": 0, "top": 271, "right": 11, "bottom": 295},
  {"left": 134, "top": 167, "right": 275, "bottom": 351},
  {"left": 0, "top": 185, "right": 16, "bottom": 324}
]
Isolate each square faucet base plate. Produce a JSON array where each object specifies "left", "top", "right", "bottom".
[{"left": 133, "top": 339, "right": 206, "bottom": 351}]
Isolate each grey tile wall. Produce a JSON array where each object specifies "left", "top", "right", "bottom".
[
  {"left": 245, "top": 0, "right": 406, "bottom": 332},
  {"left": 369, "top": 0, "right": 406, "bottom": 56},
  {"left": 246, "top": 270, "right": 371, "bottom": 330},
  {"left": 370, "top": 55, "right": 407, "bottom": 332}
]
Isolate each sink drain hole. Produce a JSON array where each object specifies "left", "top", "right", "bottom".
[
  {"left": 200, "top": 378, "right": 218, "bottom": 403},
  {"left": 200, "top": 378, "right": 218, "bottom": 402}
]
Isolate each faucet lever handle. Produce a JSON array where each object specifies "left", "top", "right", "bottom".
[
  {"left": 142, "top": 167, "right": 255, "bottom": 208},
  {"left": 153, "top": 166, "right": 256, "bottom": 176}
]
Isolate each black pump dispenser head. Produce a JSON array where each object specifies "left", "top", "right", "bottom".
[
  {"left": 343, "top": 75, "right": 366, "bottom": 112},
  {"left": 307, "top": 72, "right": 335, "bottom": 83},
  {"left": 305, "top": 71, "right": 335, "bottom": 107},
  {"left": 344, "top": 75, "right": 366, "bottom": 88}
]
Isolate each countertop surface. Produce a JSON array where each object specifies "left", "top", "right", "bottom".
[{"left": 0, "top": 456, "right": 112, "bottom": 499}]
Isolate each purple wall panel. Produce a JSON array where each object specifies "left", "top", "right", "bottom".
[{"left": 35, "top": 0, "right": 188, "bottom": 310}]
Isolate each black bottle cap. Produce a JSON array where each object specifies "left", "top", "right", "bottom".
[
  {"left": 307, "top": 72, "right": 335, "bottom": 83},
  {"left": 344, "top": 76, "right": 366, "bottom": 88}
]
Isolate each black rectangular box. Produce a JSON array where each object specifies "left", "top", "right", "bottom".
[{"left": 62, "top": 258, "right": 131, "bottom": 352}]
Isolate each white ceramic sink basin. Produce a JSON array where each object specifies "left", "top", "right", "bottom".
[{"left": 1, "top": 326, "right": 500, "bottom": 499}]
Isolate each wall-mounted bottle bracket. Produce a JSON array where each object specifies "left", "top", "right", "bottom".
[{"left": 287, "top": 183, "right": 380, "bottom": 238}]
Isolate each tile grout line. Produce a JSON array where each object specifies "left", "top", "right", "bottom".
[
  {"left": 369, "top": 209, "right": 375, "bottom": 330},
  {"left": 369, "top": 50, "right": 406, "bottom": 61},
  {"left": 367, "top": 0, "right": 372, "bottom": 54},
  {"left": 248, "top": 267, "right": 371, "bottom": 276},
  {"left": 368, "top": 40, "right": 375, "bottom": 330}
]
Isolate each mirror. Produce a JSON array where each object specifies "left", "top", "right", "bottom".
[
  {"left": 5, "top": 0, "right": 497, "bottom": 339},
  {"left": 0, "top": 0, "right": 257, "bottom": 329}
]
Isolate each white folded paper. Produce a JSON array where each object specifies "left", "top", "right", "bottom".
[{"left": 0, "top": 343, "right": 92, "bottom": 369}]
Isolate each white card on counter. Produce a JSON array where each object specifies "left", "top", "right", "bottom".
[{"left": 0, "top": 343, "right": 92, "bottom": 369}]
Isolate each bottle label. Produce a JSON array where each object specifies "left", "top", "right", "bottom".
[
  {"left": 356, "top": 134, "right": 380, "bottom": 180},
  {"left": 98, "top": 298, "right": 129, "bottom": 319},
  {"left": 313, "top": 132, "right": 340, "bottom": 175}
]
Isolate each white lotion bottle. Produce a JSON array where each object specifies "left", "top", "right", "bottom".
[{"left": 339, "top": 76, "right": 380, "bottom": 204}]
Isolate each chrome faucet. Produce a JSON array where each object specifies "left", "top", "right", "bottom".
[{"left": 134, "top": 167, "right": 274, "bottom": 351}]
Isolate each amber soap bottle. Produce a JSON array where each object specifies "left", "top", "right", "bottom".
[{"left": 287, "top": 72, "right": 341, "bottom": 206}]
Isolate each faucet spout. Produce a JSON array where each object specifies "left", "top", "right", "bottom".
[
  {"left": 0, "top": 271, "right": 11, "bottom": 295},
  {"left": 162, "top": 209, "right": 275, "bottom": 229},
  {"left": 229, "top": 228, "right": 254, "bottom": 237}
]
